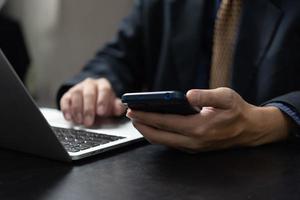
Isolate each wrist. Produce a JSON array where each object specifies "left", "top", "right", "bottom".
[{"left": 246, "top": 106, "right": 290, "bottom": 146}]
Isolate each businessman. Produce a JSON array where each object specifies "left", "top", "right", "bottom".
[{"left": 58, "top": 0, "right": 300, "bottom": 152}]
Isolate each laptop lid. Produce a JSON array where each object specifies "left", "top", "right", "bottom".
[{"left": 0, "top": 50, "right": 72, "bottom": 161}]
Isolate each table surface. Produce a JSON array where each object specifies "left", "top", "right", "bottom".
[{"left": 1, "top": 140, "right": 300, "bottom": 200}]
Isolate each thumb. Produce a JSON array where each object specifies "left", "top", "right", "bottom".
[
  {"left": 186, "top": 88, "right": 235, "bottom": 109},
  {"left": 113, "top": 98, "right": 127, "bottom": 116}
]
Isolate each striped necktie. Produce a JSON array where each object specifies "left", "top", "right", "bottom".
[{"left": 209, "top": 0, "right": 243, "bottom": 89}]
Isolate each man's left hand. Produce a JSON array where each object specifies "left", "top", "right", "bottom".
[{"left": 126, "top": 88, "right": 291, "bottom": 152}]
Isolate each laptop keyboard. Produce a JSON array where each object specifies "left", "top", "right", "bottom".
[{"left": 52, "top": 127, "right": 125, "bottom": 153}]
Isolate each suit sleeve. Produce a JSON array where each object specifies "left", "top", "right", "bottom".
[{"left": 56, "top": 0, "right": 146, "bottom": 107}]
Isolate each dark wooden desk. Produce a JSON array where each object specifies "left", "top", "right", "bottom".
[{"left": 1, "top": 141, "right": 300, "bottom": 200}]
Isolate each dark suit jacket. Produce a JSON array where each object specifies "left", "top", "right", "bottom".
[
  {"left": 0, "top": 14, "right": 30, "bottom": 82},
  {"left": 58, "top": 0, "right": 300, "bottom": 116}
]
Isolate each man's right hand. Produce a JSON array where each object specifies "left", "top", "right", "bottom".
[{"left": 60, "top": 78, "right": 126, "bottom": 127}]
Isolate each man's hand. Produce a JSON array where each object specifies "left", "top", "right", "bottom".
[
  {"left": 60, "top": 78, "right": 126, "bottom": 127},
  {"left": 127, "top": 88, "right": 291, "bottom": 152}
]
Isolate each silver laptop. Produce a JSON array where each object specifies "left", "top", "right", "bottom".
[{"left": 0, "top": 50, "right": 143, "bottom": 162}]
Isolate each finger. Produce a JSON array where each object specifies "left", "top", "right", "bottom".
[
  {"left": 127, "top": 109, "right": 200, "bottom": 136},
  {"left": 186, "top": 88, "right": 235, "bottom": 109},
  {"left": 198, "top": 135, "right": 243, "bottom": 152},
  {"left": 113, "top": 98, "right": 126, "bottom": 116},
  {"left": 60, "top": 93, "right": 72, "bottom": 121},
  {"left": 132, "top": 121, "right": 192, "bottom": 149},
  {"left": 96, "top": 89, "right": 114, "bottom": 116},
  {"left": 82, "top": 83, "right": 97, "bottom": 126},
  {"left": 70, "top": 90, "right": 84, "bottom": 124},
  {"left": 96, "top": 80, "right": 114, "bottom": 116},
  {"left": 133, "top": 121, "right": 239, "bottom": 153}
]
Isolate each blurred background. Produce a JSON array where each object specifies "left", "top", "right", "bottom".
[{"left": 1, "top": 0, "right": 133, "bottom": 107}]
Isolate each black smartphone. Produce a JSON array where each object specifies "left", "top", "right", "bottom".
[{"left": 121, "top": 91, "right": 200, "bottom": 115}]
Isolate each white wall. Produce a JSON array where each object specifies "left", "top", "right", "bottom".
[{"left": 7, "top": 0, "right": 133, "bottom": 107}]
